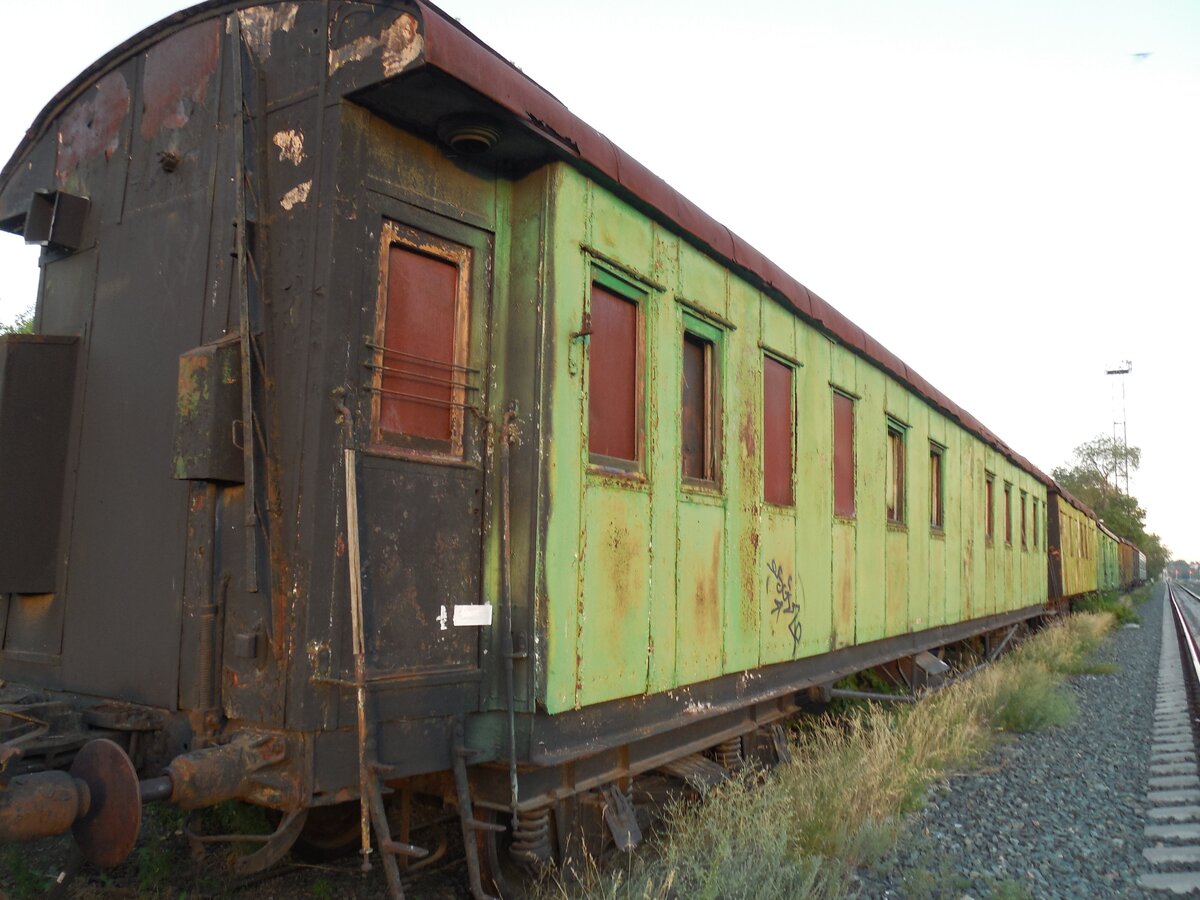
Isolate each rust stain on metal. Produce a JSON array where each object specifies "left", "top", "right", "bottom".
[
  {"left": 236, "top": 3, "right": 299, "bottom": 62},
  {"left": 175, "top": 352, "right": 210, "bottom": 420},
  {"left": 272, "top": 129, "right": 305, "bottom": 166},
  {"left": 329, "top": 13, "right": 422, "bottom": 77},
  {"left": 140, "top": 20, "right": 221, "bottom": 140},
  {"left": 739, "top": 413, "right": 756, "bottom": 459},
  {"left": 0, "top": 771, "right": 88, "bottom": 843},
  {"left": 280, "top": 180, "right": 311, "bottom": 210},
  {"left": 55, "top": 71, "right": 131, "bottom": 184}
]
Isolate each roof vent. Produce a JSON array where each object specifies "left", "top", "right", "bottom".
[{"left": 437, "top": 116, "right": 501, "bottom": 155}]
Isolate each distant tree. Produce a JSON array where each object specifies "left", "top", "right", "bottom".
[
  {"left": 0, "top": 306, "right": 34, "bottom": 335},
  {"left": 1053, "top": 433, "right": 1168, "bottom": 578},
  {"left": 1052, "top": 434, "right": 1140, "bottom": 501}
]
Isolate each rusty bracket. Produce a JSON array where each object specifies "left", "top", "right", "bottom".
[
  {"left": 570, "top": 312, "right": 592, "bottom": 341},
  {"left": 165, "top": 731, "right": 288, "bottom": 810}
]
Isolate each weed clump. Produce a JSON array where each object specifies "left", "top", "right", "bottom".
[{"left": 1077, "top": 590, "right": 1140, "bottom": 626}]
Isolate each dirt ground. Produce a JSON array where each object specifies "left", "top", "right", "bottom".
[{"left": 1, "top": 804, "right": 473, "bottom": 899}]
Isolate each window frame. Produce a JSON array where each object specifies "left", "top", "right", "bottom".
[
  {"left": 1004, "top": 481, "right": 1014, "bottom": 545},
  {"left": 886, "top": 418, "right": 906, "bottom": 525},
  {"left": 1020, "top": 489, "right": 1028, "bottom": 548},
  {"left": 984, "top": 471, "right": 995, "bottom": 542},
  {"left": 832, "top": 389, "right": 857, "bottom": 519},
  {"left": 762, "top": 352, "right": 796, "bottom": 508},
  {"left": 929, "top": 441, "right": 945, "bottom": 531},
  {"left": 370, "top": 220, "right": 473, "bottom": 461},
  {"left": 586, "top": 267, "right": 647, "bottom": 475},
  {"left": 680, "top": 312, "right": 723, "bottom": 489}
]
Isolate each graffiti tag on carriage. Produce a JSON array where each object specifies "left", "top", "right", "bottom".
[{"left": 767, "top": 559, "right": 803, "bottom": 656}]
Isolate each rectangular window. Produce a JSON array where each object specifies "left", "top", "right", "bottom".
[
  {"left": 1033, "top": 498, "right": 1040, "bottom": 547},
  {"left": 1020, "top": 490, "right": 1028, "bottom": 548},
  {"left": 374, "top": 222, "right": 471, "bottom": 457},
  {"left": 762, "top": 355, "right": 794, "bottom": 506},
  {"left": 588, "top": 277, "right": 642, "bottom": 467},
  {"left": 886, "top": 422, "right": 905, "bottom": 524},
  {"left": 929, "top": 443, "right": 944, "bottom": 530},
  {"left": 985, "top": 472, "right": 995, "bottom": 540},
  {"left": 833, "top": 391, "right": 856, "bottom": 517},
  {"left": 681, "top": 319, "right": 720, "bottom": 484},
  {"left": 1004, "top": 482, "right": 1013, "bottom": 545}
]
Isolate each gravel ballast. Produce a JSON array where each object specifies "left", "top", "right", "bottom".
[{"left": 857, "top": 585, "right": 1165, "bottom": 899}]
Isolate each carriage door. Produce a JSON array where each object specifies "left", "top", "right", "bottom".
[{"left": 358, "top": 217, "right": 491, "bottom": 680}]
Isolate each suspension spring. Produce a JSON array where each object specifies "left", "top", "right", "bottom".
[
  {"left": 509, "top": 805, "right": 554, "bottom": 867},
  {"left": 710, "top": 737, "right": 744, "bottom": 772}
]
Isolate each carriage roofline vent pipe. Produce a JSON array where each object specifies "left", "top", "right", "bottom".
[{"left": 437, "top": 115, "right": 502, "bottom": 155}]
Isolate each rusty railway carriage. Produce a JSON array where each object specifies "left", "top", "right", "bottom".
[{"left": 0, "top": 1, "right": 1141, "bottom": 895}]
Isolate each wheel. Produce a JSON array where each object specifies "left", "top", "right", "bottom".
[{"left": 291, "top": 801, "right": 364, "bottom": 862}]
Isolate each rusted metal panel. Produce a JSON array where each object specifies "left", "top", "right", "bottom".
[
  {"left": 885, "top": 527, "right": 909, "bottom": 634},
  {"left": 957, "top": 431, "right": 977, "bottom": 626},
  {"left": 854, "top": 364, "right": 886, "bottom": 644},
  {"left": 831, "top": 520, "right": 856, "bottom": 648},
  {"left": 577, "top": 486, "right": 652, "bottom": 706},
  {"left": 376, "top": 236, "right": 463, "bottom": 449},
  {"left": 140, "top": 20, "right": 221, "bottom": 140},
  {"left": 762, "top": 356, "right": 793, "bottom": 506},
  {"left": 760, "top": 511, "right": 800, "bottom": 663},
  {"left": 55, "top": 71, "right": 131, "bottom": 189},
  {"left": 172, "top": 339, "right": 243, "bottom": 483},
  {"left": 0, "top": 336, "right": 78, "bottom": 594},
  {"left": 794, "top": 327, "right": 833, "bottom": 657},
  {"left": 832, "top": 391, "right": 855, "bottom": 517},
  {"left": 327, "top": 4, "right": 424, "bottom": 95},
  {"left": 674, "top": 502, "right": 724, "bottom": 684},
  {"left": 587, "top": 283, "right": 639, "bottom": 462},
  {"left": 354, "top": 458, "right": 484, "bottom": 678},
  {"left": 724, "top": 313, "right": 758, "bottom": 675}
]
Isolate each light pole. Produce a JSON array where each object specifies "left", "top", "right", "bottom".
[{"left": 1105, "top": 360, "right": 1132, "bottom": 494}]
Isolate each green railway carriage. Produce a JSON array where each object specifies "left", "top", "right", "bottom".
[
  {"left": 1098, "top": 524, "right": 1121, "bottom": 592},
  {"left": 540, "top": 166, "right": 1051, "bottom": 711},
  {"left": 0, "top": 0, "right": 1065, "bottom": 889},
  {"left": 1047, "top": 487, "right": 1099, "bottom": 599}
]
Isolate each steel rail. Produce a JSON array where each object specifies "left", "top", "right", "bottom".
[{"left": 1167, "top": 582, "right": 1200, "bottom": 727}]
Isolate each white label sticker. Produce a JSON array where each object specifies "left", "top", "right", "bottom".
[
  {"left": 453, "top": 604, "right": 493, "bottom": 627},
  {"left": 437, "top": 605, "right": 448, "bottom": 631}
]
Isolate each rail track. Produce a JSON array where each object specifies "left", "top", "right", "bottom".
[{"left": 1138, "top": 582, "right": 1200, "bottom": 892}]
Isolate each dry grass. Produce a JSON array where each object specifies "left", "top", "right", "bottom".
[{"left": 539, "top": 611, "right": 1116, "bottom": 899}]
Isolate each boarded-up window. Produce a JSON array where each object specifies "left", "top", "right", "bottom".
[
  {"left": 929, "top": 443, "right": 944, "bottom": 529},
  {"left": 1020, "top": 490, "right": 1028, "bottom": 547},
  {"left": 1004, "top": 482, "right": 1013, "bottom": 544},
  {"left": 374, "top": 223, "right": 471, "bottom": 456},
  {"left": 985, "top": 472, "right": 995, "bottom": 539},
  {"left": 763, "top": 355, "right": 794, "bottom": 506},
  {"left": 588, "top": 281, "right": 640, "bottom": 465},
  {"left": 681, "top": 327, "right": 718, "bottom": 483},
  {"left": 833, "top": 391, "right": 855, "bottom": 517},
  {"left": 886, "top": 422, "right": 905, "bottom": 523}
]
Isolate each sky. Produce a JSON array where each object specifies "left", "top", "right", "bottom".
[{"left": 0, "top": 0, "right": 1197, "bottom": 558}]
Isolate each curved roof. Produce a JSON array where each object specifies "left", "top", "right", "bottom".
[{"left": 3, "top": 0, "right": 1057, "bottom": 488}]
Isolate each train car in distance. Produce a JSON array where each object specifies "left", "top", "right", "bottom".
[
  {"left": 0, "top": 2, "right": 1140, "bottom": 896},
  {"left": 1046, "top": 484, "right": 1099, "bottom": 603},
  {"left": 1097, "top": 522, "right": 1122, "bottom": 593}
]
